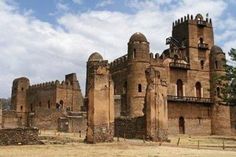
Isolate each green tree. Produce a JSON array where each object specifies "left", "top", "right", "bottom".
[{"left": 221, "top": 48, "right": 236, "bottom": 105}]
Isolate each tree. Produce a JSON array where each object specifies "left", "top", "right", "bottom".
[{"left": 221, "top": 48, "right": 236, "bottom": 105}]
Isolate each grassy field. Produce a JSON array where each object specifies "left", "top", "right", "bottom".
[{"left": 0, "top": 130, "right": 236, "bottom": 157}]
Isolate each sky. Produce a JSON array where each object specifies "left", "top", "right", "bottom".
[{"left": 0, "top": 0, "right": 236, "bottom": 98}]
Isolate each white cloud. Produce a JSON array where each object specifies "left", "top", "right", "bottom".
[{"left": 0, "top": 0, "right": 234, "bottom": 98}]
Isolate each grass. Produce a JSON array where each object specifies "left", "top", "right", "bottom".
[{"left": 0, "top": 130, "right": 236, "bottom": 157}]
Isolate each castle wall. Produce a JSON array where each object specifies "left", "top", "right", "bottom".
[
  {"left": 168, "top": 102, "right": 211, "bottom": 135},
  {"left": 2, "top": 111, "right": 27, "bottom": 128}
]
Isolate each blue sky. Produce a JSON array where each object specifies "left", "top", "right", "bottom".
[{"left": 0, "top": 0, "right": 236, "bottom": 98}]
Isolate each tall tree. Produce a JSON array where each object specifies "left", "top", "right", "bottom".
[{"left": 221, "top": 48, "right": 236, "bottom": 105}]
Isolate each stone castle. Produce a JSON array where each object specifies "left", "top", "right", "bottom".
[{"left": 1, "top": 14, "right": 236, "bottom": 143}]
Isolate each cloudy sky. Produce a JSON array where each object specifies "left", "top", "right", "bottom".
[{"left": 0, "top": 0, "right": 236, "bottom": 98}]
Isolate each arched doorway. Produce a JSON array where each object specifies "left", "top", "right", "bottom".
[
  {"left": 179, "top": 116, "right": 185, "bottom": 134},
  {"left": 177, "top": 79, "right": 183, "bottom": 97},
  {"left": 195, "top": 82, "right": 201, "bottom": 98}
]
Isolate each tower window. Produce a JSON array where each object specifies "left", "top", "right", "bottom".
[
  {"left": 215, "top": 61, "right": 218, "bottom": 69},
  {"left": 200, "top": 60, "right": 204, "bottom": 69},
  {"left": 177, "top": 79, "right": 183, "bottom": 97},
  {"left": 138, "top": 84, "right": 142, "bottom": 92},
  {"left": 39, "top": 102, "right": 42, "bottom": 107},
  {"left": 30, "top": 104, "right": 33, "bottom": 112},
  {"left": 20, "top": 106, "right": 23, "bottom": 111},
  {"left": 133, "top": 49, "right": 136, "bottom": 58},
  {"left": 21, "top": 88, "right": 24, "bottom": 91}
]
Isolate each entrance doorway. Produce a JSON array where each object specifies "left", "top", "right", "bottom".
[{"left": 179, "top": 116, "right": 185, "bottom": 134}]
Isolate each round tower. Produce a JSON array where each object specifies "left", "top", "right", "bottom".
[
  {"left": 210, "top": 45, "right": 231, "bottom": 135},
  {"left": 11, "top": 77, "right": 30, "bottom": 113},
  {"left": 126, "top": 32, "right": 150, "bottom": 118}
]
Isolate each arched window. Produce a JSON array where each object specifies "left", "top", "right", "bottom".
[
  {"left": 138, "top": 84, "right": 142, "bottom": 92},
  {"left": 195, "top": 82, "right": 201, "bottom": 98},
  {"left": 216, "top": 87, "right": 220, "bottom": 97},
  {"left": 200, "top": 60, "right": 204, "bottom": 69},
  {"left": 177, "top": 79, "right": 183, "bottom": 97}
]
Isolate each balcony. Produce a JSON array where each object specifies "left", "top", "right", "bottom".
[
  {"left": 197, "top": 20, "right": 207, "bottom": 27},
  {"left": 167, "top": 95, "right": 213, "bottom": 104},
  {"left": 169, "top": 62, "right": 190, "bottom": 70},
  {"left": 198, "top": 43, "right": 209, "bottom": 50}
]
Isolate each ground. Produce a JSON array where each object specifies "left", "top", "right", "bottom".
[{"left": 0, "top": 131, "right": 236, "bottom": 157}]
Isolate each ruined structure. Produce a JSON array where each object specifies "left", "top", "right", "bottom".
[
  {"left": 85, "top": 13, "right": 236, "bottom": 141},
  {"left": 86, "top": 53, "right": 114, "bottom": 143},
  {"left": 7, "top": 73, "right": 85, "bottom": 131}
]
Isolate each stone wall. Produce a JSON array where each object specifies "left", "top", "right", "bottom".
[
  {"left": 115, "top": 117, "right": 145, "bottom": 139},
  {"left": 30, "top": 108, "right": 65, "bottom": 130},
  {"left": 168, "top": 102, "right": 211, "bottom": 135},
  {"left": 2, "top": 111, "right": 27, "bottom": 128},
  {"left": 168, "top": 118, "right": 211, "bottom": 135},
  {"left": 0, "top": 127, "right": 41, "bottom": 145}
]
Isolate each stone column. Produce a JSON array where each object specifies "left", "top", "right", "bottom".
[
  {"left": 145, "top": 67, "right": 168, "bottom": 141},
  {"left": 86, "top": 61, "right": 114, "bottom": 143}
]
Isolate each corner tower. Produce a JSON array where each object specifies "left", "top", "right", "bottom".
[
  {"left": 171, "top": 14, "right": 214, "bottom": 70},
  {"left": 210, "top": 45, "right": 232, "bottom": 135},
  {"left": 126, "top": 32, "right": 150, "bottom": 118},
  {"left": 11, "top": 77, "right": 30, "bottom": 113}
]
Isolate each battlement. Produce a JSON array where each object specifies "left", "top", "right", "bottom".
[
  {"left": 173, "top": 14, "right": 212, "bottom": 27},
  {"left": 29, "top": 80, "right": 74, "bottom": 90},
  {"left": 110, "top": 54, "right": 128, "bottom": 71}
]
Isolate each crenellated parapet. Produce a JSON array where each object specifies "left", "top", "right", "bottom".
[
  {"left": 110, "top": 54, "right": 128, "bottom": 72},
  {"left": 29, "top": 80, "right": 74, "bottom": 90},
  {"left": 173, "top": 14, "right": 212, "bottom": 27}
]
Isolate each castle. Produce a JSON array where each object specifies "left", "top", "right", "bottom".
[
  {"left": 2, "top": 14, "right": 236, "bottom": 143},
  {"left": 85, "top": 14, "right": 236, "bottom": 143}
]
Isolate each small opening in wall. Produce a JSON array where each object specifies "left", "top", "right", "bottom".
[
  {"left": 133, "top": 49, "right": 136, "bottom": 58},
  {"left": 21, "top": 87, "right": 24, "bottom": 91},
  {"left": 138, "top": 84, "right": 142, "bottom": 92},
  {"left": 39, "top": 102, "right": 42, "bottom": 107},
  {"left": 215, "top": 61, "right": 218, "bottom": 69},
  {"left": 48, "top": 100, "right": 51, "bottom": 109},
  {"left": 200, "top": 60, "right": 204, "bottom": 69},
  {"left": 216, "top": 87, "right": 220, "bottom": 97},
  {"left": 20, "top": 106, "right": 23, "bottom": 111}
]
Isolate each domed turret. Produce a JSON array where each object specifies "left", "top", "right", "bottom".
[
  {"left": 210, "top": 45, "right": 223, "bottom": 54},
  {"left": 127, "top": 32, "right": 149, "bottom": 61},
  {"left": 88, "top": 52, "right": 103, "bottom": 62},
  {"left": 129, "top": 32, "right": 147, "bottom": 43}
]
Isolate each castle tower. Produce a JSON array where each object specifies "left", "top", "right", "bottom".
[
  {"left": 11, "top": 77, "right": 30, "bottom": 113},
  {"left": 210, "top": 45, "right": 232, "bottom": 135},
  {"left": 126, "top": 32, "right": 150, "bottom": 118},
  {"left": 171, "top": 14, "right": 214, "bottom": 70},
  {"left": 65, "top": 73, "right": 83, "bottom": 111},
  {"left": 86, "top": 53, "right": 114, "bottom": 143}
]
